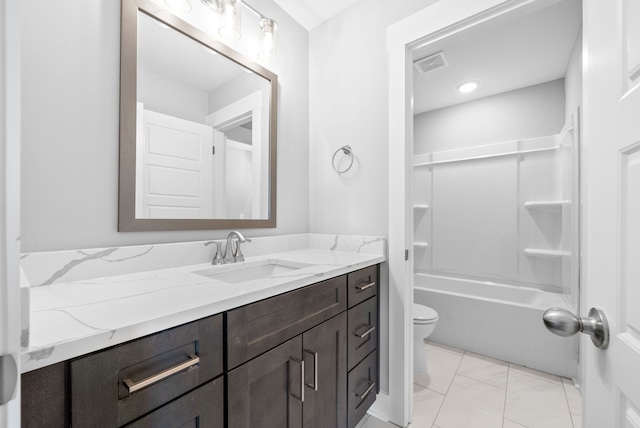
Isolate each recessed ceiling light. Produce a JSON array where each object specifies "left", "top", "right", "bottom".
[{"left": 458, "top": 81, "right": 479, "bottom": 93}]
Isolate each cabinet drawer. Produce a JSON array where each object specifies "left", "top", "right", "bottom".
[
  {"left": 347, "top": 351, "right": 378, "bottom": 428},
  {"left": 347, "top": 266, "right": 377, "bottom": 308},
  {"left": 124, "top": 376, "right": 224, "bottom": 428},
  {"left": 71, "top": 314, "right": 223, "bottom": 427},
  {"left": 347, "top": 297, "right": 378, "bottom": 371},
  {"left": 227, "top": 275, "right": 347, "bottom": 369}
]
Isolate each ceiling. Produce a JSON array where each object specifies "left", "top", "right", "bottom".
[
  {"left": 412, "top": 0, "right": 582, "bottom": 114},
  {"left": 272, "top": 0, "right": 362, "bottom": 30}
]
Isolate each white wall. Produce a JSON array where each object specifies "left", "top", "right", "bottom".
[
  {"left": 21, "top": 0, "right": 309, "bottom": 252},
  {"left": 414, "top": 79, "right": 566, "bottom": 154},
  {"left": 308, "top": 0, "right": 440, "bottom": 237},
  {"left": 138, "top": 67, "right": 209, "bottom": 124}
]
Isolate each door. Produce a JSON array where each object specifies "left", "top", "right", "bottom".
[
  {"left": 582, "top": 0, "right": 640, "bottom": 426},
  {"left": 302, "top": 313, "right": 347, "bottom": 428},
  {"left": 137, "top": 106, "right": 214, "bottom": 219},
  {"left": 0, "top": 0, "right": 21, "bottom": 425}
]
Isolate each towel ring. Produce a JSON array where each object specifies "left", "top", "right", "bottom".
[{"left": 332, "top": 145, "right": 354, "bottom": 174}]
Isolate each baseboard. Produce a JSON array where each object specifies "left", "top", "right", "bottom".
[{"left": 367, "top": 391, "right": 391, "bottom": 422}]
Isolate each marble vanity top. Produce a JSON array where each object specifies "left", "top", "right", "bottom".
[{"left": 21, "top": 238, "right": 385, "bottom": 373}]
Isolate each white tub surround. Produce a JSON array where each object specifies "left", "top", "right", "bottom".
[{"left": 20, "top": 234, "right": 385, "bottom": 373}]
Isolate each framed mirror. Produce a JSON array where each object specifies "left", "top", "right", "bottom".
[{"left": 119, "top": 0, "right": 277, "bottom": 231}]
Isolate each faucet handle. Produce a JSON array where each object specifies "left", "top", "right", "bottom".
[
  {"left": 211, "top": 242, "right": 224, "bottom": 265},
  {"left": 233, "top": 237, "right": 251, "bottom": 262}
]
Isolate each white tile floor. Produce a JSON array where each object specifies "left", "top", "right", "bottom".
[{"left": 359, "top": 341, "right": 582, "bottom": 428}]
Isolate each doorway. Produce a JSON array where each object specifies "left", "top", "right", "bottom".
[{"left": 387, "top": 0, "right": 582, "bottom": 426}]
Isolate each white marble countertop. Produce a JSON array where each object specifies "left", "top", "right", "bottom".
[{"left": 22, "top": 248, "right": 384, "bottom": 373}]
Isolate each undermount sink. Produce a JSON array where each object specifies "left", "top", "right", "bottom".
[{"left": 193, "top": 260, "right": 313, "bottom": 284}]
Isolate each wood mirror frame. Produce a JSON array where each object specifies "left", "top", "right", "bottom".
[{"left": 118, "top": 0, "right": 277, "bottom": 232}]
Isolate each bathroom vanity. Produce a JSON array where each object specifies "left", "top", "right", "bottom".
[{"left": 19, "top": 238, "right": 383, "bottom": 428}]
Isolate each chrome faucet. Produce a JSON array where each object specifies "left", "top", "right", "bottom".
[{"left": 223, "top": 231, "right": 251, "bottom": 264}]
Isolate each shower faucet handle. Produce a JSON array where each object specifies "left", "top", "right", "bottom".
[{"left": 542, "top": 307, "right": 609, "bottom": 349}]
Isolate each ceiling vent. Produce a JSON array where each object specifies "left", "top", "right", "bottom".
[{"left": 413, "top": 51, "right": 448, "bottom": 74}]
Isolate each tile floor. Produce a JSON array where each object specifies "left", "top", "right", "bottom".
[{"left": 359, "top": 341, "right": 582, "bottom": 428}]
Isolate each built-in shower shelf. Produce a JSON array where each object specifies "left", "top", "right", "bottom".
[
  {"left": 413, "top": 204, "right": 429, "bottom": 210},
  {"left": 524, "top": 248, "right": 571, "bottom": 259},
  {"left": 414, "top": 242, "right": 429, "bottom": 249},
  {"left": 524, "top": 201, "right": 569, "bottom": 211}
]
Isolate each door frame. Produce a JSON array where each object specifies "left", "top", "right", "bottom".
[
  {"left": 386, "top": 0, "right": 569, "bottom": 425},
  {"left": 0, "top": 0, "right": 22, "bottom": 424},
  {"left": 207, "top": 91, "right": 266, "bottom": 219}
]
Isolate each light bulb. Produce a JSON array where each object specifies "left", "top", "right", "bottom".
[
  {"left": 258, "top": 18, "right": 277, "bottom": 61},
  {"left": 218, "top": 0, "right": 241, "bottom": 41}
]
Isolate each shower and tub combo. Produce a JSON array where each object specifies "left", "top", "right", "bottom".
[{"left": 411, "top": 96, "right": 582, "bottom": 379}]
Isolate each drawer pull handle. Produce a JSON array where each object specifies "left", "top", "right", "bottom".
[
  {"left": 355, "top": 325, "right": 376, "bottom": 339},
  {"left": 304, "top": 350, "right": 319, "bottom": 391},
  {"left": 290, "top": 358, "right": 305, "bottom": 403},
  {"left": 356, "top": 282, "right": 375, "bottom": 292},
  {"left": 123, "top": 353, "right": 199, "bottom": 394},
  {"left": 355, "top": 381, "right": 376, "bottom": 400}
]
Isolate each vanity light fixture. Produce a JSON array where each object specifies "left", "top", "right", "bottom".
[
  {"left": 163, "top": 0, "right": 192, "bottom": 13},
  {"left": 458, "top": 80, "right": 479, "bottom": 93},
  {"left": 202, "top": 0, "right": 278, "bottom": 61}
]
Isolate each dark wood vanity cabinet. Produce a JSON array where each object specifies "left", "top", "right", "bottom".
[
  {"left": 227, "top": 275, "right": 348, "bottom": 428},
  {"left": 70, "top": 313, "right": 224, "bottom": 427},
  {"left": 228, "top": 312, "right": 348, "bottom": 428},
  {"left": 21, "top": 264, "right": 380, "bottom": 428}
]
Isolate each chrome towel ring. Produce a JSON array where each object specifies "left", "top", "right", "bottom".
[{"left": 332, "top": 145, "right": 354, "bottom": 173}]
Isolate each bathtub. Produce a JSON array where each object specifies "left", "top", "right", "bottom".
[{"left": 414, "top": 273, "right": 579, "bottom": 379}]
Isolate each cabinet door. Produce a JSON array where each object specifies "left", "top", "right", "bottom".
[
  {"left": 124, "top": 377, "right": 223, "bottom": 428},
  {"left": 302, "top": 313, "right": 347, "bottom": 428},
  {"left": 228, "top": 336, "right": 304, "bottom": 428}
]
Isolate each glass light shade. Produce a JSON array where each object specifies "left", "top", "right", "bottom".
[
  {"left": 163, "top": 0, "right": 192, "bottom": 13},
  {"left": 218, "top": 0, "right": 241, "bottom": 41},
  {"left": 258, "top": 18, "right": 277, "bottom": 61}
]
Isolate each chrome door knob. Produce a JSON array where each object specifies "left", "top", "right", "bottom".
[{"left": 543, "top": 307, "right": 609, "bottom": 349}]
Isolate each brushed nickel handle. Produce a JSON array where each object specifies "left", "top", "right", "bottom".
[
  {"left": 543, "top": 307, "right": 609, "bottom": 349},
  {"left": 124, "top": 353, "right": 199, "bottom": 394},
  {"left": 356, "top": 282, "right": 375, "bottom": 292},
  {"left": 355, "top": 380, "right": 376, "bottom": 400},
  {"left": 304, "top": 350, "right": 318, "bottom": 391},
  {"left": 290, "top": 358, "right": 305, "bottom": 403},
  {"left": 355, "top": 325, "right": 376, "bottom": 339}
]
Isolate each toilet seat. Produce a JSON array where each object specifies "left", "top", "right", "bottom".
[{"left": 414, "top": 304, "right": 438, "bottom": 324}]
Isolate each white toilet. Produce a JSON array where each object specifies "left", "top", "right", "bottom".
[{"left": 413, "top": 303, "right": 439, "bottom": 375}]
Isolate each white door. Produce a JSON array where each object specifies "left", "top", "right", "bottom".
[
  {"left": 0, "top": 0, "right": 21, "bottom": 425},
  {"left": 582, "top": 0, "right": 640, "bottom": 426},
  {"left": 138, "top": 108, "right": 214, "bottom": 219}
]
